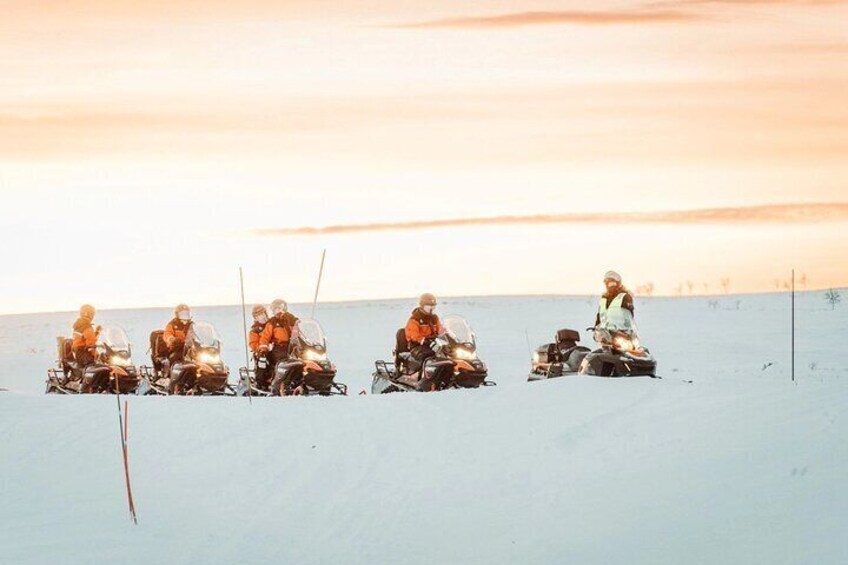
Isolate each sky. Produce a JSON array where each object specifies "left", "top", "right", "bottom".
[{"left": 0, "top": 0, "right": 847, "bottom": 314}]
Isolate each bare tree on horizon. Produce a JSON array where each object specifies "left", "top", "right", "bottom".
[
  {"left": 825, "top": 289, "right": 841, "bottom": 310},
  {"left": 636, "top": 282, "right": 655, "bottom": 297},
  {"left": 720, "top": 277, "right": 730, "bottom": 294}
]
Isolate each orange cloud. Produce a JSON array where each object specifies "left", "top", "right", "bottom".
[
  {"left": 384, "top": 10, "right": 706, "bottom": 29},
  {"left": 664, "top": 0, "right": 845, "bottom": 4},
  {"left": 254, "top": 203, "right": 848, "bottom": 236}
]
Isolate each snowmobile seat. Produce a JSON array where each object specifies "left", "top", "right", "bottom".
[
  {"left": 149, "top": 330, "right": 168, "bottom": 372},
  {"left": 564, "top": 347, "right": 591, "bottom": 373},
  {"left": 59, "top": 338, "right": 74, "bottom": 364},
  {"left": 395, "top": 328, "right": 409, "bottom": 355},
  {"left": 57, "top": 337, "right": 81, "bottom": 378},
  {"left": 394, "top": 328, "right": 413, "bottom": 371},
  {"left": 556, "top": 329, "right": 590, "bottom": 371},
  {"left": 555, "top": 329, "right": 581, "bottom": 350}
]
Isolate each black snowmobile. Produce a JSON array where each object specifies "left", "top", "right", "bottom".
[
  {"left": 372, "top": 315, "right": 495, "bottom": 393},
  {"left": 237, "top": 319, "right": 347, "bottom": 397},
  {"left": 528, "top": 326, "right": 657, "bottom": 380},
  {"left": 139, "top": 321, "right": 233, "bottom": 395},
  {"left": 46, "top": 326, "right": 140, "bottom": 394}
]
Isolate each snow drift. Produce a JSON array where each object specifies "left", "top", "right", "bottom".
[{"left": 1, "top": 293, "right": 846, "bottom": 564}]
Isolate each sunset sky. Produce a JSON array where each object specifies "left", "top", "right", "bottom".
[{"left": 1, "top": 0, "right": 846, "bottom": 314}]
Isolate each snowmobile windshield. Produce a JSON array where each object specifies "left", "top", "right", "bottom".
[
  {"left": 297, "top": 319, "right": 326, "bottom": 348},
  {"left": 102, "top": 326, "right": 130, "bottom": 353},
  {"left": 442, "top": 315, "right": 476, "bottom": 347},
  {"left": 189, "top": 322, "right": 221, "bottom": 349}
]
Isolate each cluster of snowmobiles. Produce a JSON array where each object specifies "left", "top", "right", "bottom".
[
  {"left": 527, "top": 326, "right": 657, "bottom": 381},
  {"left": 46, "top": 318, "right": 349, "bottom": 397},
  {"left": 46, "top": 313, "right": 658, "bottom": 396}
]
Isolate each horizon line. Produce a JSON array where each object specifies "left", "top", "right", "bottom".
[{"left": 4, "top": 286, "right": 844, "bottom": 318}]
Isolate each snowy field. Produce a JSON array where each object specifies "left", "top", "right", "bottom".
[{"left": 1, "top": 293, "right": 846, "bottom": 564}]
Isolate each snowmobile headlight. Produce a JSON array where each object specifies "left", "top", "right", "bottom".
[
  {"left": 613, "top": 336, "right": 634, "bottom": 352},
  {"left": 532, "top": 351, "right": 540, "bottom": 364},
  {"left": 110, "top": 355, "right": 131, "bottom": 367},
  {"left": 305, "top": 349, "right": 328, "bottom": 361},
  {"left": 197, "top": 351, "right": 221, "bottom": 364},
  {"left": 454, "top": 347, "right": 477, "bottom": 360}
]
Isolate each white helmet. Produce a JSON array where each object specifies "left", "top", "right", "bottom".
[
  {"left": 175, "top": 303, "right": 192, "bottom": 322},
  {"left": 252, "top": 304, "right": 268, "bottom": 323},
  {"left": 270, "top": 299, "right": 288, "bottom": 316},
  {"left": 604, "top": 270, "right": 622, "bottom": 284}
]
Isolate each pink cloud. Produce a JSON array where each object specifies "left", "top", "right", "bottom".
[{"left": 254, "top": 203, "right": 848, "bottom": 237}]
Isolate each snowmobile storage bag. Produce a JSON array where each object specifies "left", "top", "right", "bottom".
[{"left": 535, "top": 344, "right": 557, "bottom": 364}]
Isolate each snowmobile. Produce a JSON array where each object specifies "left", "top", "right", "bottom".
[
  {"left": 528, "top": 325, "right": 657, "bottom": 380},
  {"left": 237, "top": 319, "right": 347, "bottom": 397},
  {"left": 139, "top": 321, "right": 233, "bottom": 395},
  {"left": 372, "top": 315, "right": 495, "bottom": 393},
  {"left": 46, "top": 326, "right": 141, "bottom": 394}
]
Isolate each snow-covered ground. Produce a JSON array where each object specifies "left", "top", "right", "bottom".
[{"left": 1, "top": 293, "right": 846, "bottom": 564}]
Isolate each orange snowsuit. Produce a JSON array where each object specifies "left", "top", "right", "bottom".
[
  {"left": 249, "top": 321, "right": 264, "bottom": 353},
  {"left": 163, "top": 318, "right": 192, "bottom": 351},
  {"left": 72, "top": 317, "right": 98, "bottom": 351},
  {"left": 259, "top": 313, "right": 299, "bottom": 350},
  {"left": 405, "top": 308, "right": 443, "bottom": 345}
]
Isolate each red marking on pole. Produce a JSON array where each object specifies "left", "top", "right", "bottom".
[{"left": 122, "top": 441, "right": 138, "bottom": 524}]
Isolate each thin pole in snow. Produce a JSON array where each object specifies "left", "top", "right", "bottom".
[
  {"left": 115, "top": 389, "right": 138, "bottom": 524},
  {"left": 311, "top": 249, "right": 327, "bottom": 319},
  {"left": 240, "top": 267, "right": 252, "bottom": 404},
  {"left": 791, "top": 268, "right": 795, "bottom": 383}
]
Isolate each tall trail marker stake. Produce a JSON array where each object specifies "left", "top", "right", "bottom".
[
  {"left": 240, "top": 267, "right": 252, "bottom": 403},
  {"left": 791, "top": 268, "right": 795, "bottom": 383},
  {"left": 311, "top": 249, "right": 327, "bottom": 319}
]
